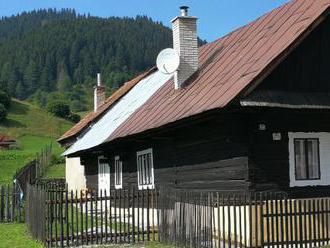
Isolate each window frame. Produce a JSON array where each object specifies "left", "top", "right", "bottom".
[
  {"left": 293, "top": 138, "right": 321, "bottom": 181},
  {"left": 114, "top": 156, "right": 123, "bottom": 189},
  {"left": 136, "top": 148, "right": 155, "bottom": 190},
  {"left": 288, "top": 132, "right": 330, "bottom": 187}
]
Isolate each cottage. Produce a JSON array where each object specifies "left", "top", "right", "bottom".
[
  {"left": 59, "top": 0, "right": 330, "bottom": 197},
  {"left": 0, "top": 135, "right": 16, "bottom": 149}
]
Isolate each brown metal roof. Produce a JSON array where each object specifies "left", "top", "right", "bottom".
[
  {"left": 58, "top": 67, "right": 156, "bottom": 143},
  {"left": 106, "top": 0, "right": 330, "bottom": 142}
]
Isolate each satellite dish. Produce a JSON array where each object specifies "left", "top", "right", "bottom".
[{"left": 156, "top": 48, "right": 180, "bottom": 74}]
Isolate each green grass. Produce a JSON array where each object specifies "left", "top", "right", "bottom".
[
  {"left": 0, "top": 222, "right": 171, "bottom": 248},
  {"left": 0, "top": 223, "right": 171, "bottom": 248},
  {"left": 42, "top": 163, "right": 65, "bottom": 178},
  {"left": 0, "top": 99, "right": 73, "bottom": 184},
  {"left": 96, "top": 242, "right": 174, "bottom": 248},
  {"left": 0, "top": 223, "right": 43, "bottom": 248},
  {"left": 49, "top": 204, "right": 133, "bottom": 239},
  {"left": 0, "top": 99, "right": 72, "bottom": 138}
]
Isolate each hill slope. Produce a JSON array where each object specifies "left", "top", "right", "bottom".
[
  {"left": 0, "top": 99, "right": 73, "bottom": 184},
  {"left": 0, "top": 9, "right": 173, "bottom": 111}
]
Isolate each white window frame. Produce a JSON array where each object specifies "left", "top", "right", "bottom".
[
  {"left": 136, "top": 148, "right": 155, "bottom": 190},
  {"left": 289, "top": 132, "right": 330, "bottom": 187},
  {"left": 114, "top": 156, "right": 123, "bottom": 189}
]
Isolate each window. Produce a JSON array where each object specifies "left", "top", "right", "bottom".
[
  {"left": 294, "top": 138, "right": 320, "bottom": 180},
  {"left": 114, "top": 156, "right": 122, "bottom": 189},
  {"left": 137, "top": 148, "right": 154, "bottom": 190}
]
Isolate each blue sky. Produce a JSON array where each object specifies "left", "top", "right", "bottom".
[{"left": 0, "top": 0, "right": 290, "bottom": 41}]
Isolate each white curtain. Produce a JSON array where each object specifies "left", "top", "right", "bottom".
[
  {"left": 307, "top": 139, "right": 320, "bottom": 179},
  {"left": 295, "top": 139, "right": 307, "bottom": 179}
]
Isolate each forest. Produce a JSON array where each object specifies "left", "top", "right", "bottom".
[{"left": 0, "top": 9, "right": 175, "bottom": 113}]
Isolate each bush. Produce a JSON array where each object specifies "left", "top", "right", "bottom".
[
  {"left": 46, "top": 101, "right": 70, "bottom": 118},
  {"left": 0, "top": 90, "right": 10, "bottom": 108},
  {"left": 71, "top": 100, "right": 86, "bottom": 112},
  {"left": 50, "top": 154, "right": 65, "bottom": 165},
  {"left": 67, "top": 113, "right": 81, "bottom": 123},
  {"left": 0, "top": 103, "right": 7, "bottom": 121}
]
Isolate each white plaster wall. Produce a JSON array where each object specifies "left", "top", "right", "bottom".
[
  {"left": 65, "top": 157, "right": 86, "bottom": 192},
  {"left": 288, "top": 132, "right": 330, "bottom": 187}
]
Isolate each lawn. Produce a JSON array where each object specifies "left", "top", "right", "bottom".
[
  {"left": 0, "top": 99, "right": 72, "bottom": 184},
  {"left": 0, "top": 223, "right": 43, "bottom": 248},
  {"left": 0, "top": 135, "right": 64, "bottom": 184},
  {"left": 42, "top": 163, "right": 65, "bottom": 178},
  {"left": 0, "top": 99, "right": 72, "bottom": 138},
  {"left": 0, "top": 223, "right": 172, "bottom": 248}
]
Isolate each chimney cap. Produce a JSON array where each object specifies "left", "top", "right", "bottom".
[
  {"left": 97, "top": 73, "right": 102, "bottom": 87},
  {"left": 180, "top": 6, "right": 189, "bottom": 16}
]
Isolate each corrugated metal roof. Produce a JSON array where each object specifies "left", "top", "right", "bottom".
[
  {"left": 63, "top": 71, "right": 173, "bottom": 156},
  {"left": 58, "top": 67, "right": 156, "bottom": 143},
  {"left": 106, "top": 0, "right": 330, "bottom": 142}
]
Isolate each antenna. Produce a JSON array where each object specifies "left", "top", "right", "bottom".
[{"left": 156, "top": 48, "right": 180, "bottom": 74}]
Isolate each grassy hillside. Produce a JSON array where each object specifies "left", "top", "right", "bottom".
[
  {"left": 0, "top": 99, "right": 73, "bottom": 184},
  {"left": 0, "top": 99, "right": 72, "bottom": 138}
]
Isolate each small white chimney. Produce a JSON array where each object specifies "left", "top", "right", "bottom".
[
  {"left": 94, "top": 73, "right": 106, "bottom": 112},
  {"left": 172, "top": 6, "right": 198, "bottom": 89}
]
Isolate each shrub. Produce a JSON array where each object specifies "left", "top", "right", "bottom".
[
  {"left": 46, "top": 101, "right": 70, "bottom": 118},
  {"left": 50, "top": 154, "right": 65, "bottom": 165},
  {"left": 71, "top": 100, "right": 86, "bottom": 112},
  {"left": 0, "top": 90, "right": 10, "bottom": 108},
  {"left": 0, "top": 103, "right": 7, "bottom": 121},
  {"left": 67, "top": 113, "right": 81, "bottom": 123}
]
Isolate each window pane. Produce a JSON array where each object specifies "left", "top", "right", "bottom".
[
  {"left": 119, "top": 161, "right": 122, "bottom": 185},
  {"left": 294, "top": 139, "right": 307, "bottom": 180},
  {"left": 148, "top": 154, "right": 151, "bottom": 184},
  {"left": 145, "top": 153, "right": 149, "bottom": 185},
  {"left": 307, "top": 139, "right": 320, "bottom": 179},
  {"left": 143, "top": 155, "right": 147, "bottom": 184},
  {"left": 138, "top": 156, "right": 142, "bottom": 185},
  {"left": 115, "top": 160, "right": 119, "bottom": 185},
  {"left": 137, "top": 150, "right": 154, "bottom": 187}
]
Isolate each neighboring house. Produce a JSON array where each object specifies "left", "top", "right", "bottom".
[
  {"left": 59, "top": 0, "right": 330, "bottom": 196},
  {"left": 0, "top": 135, "right": 16, "bottom": 149}
]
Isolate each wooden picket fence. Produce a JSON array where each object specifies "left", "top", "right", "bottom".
[
  {"left": 35, "top": 143, "right": 52, "bottom": 179},
  {"left": 159, "top": 188, "right": 330, "bottom": 248},
  {"left": 26, "top": 184, "right": 159, "bottom": 247},
  {"left": 0, "top": 184, "right": 23, "bottom": 222},
  {"left": 14, "top": 143, "right": 53, "bottom": 195},
  {"left": 26, "top": 184, "right": 330, "bottom": 248}
]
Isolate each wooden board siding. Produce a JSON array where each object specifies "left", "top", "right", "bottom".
[
  {"left": 111, "top": 157, "right": 249, "bottom": 192},
  {"left": 258, "top": 14, "right": 330, "bottom": 93},
  {"left": 81, "top": 155, "right": 98, "bottom": 192},
  {"left": 83, "top": 114, "right": 250, "bottom": 192},
  {"left": 247, "top": 109, "right": 330, "bottom": 194},
  {"left": 245, "top": 14, "right": 330, "bottom": 195}
]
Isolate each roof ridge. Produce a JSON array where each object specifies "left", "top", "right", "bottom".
[{"left": 205, "top": 0, "right": 294, "bottom": 48}]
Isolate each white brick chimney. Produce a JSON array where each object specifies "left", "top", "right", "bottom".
[
  {"left": 172, "top": 6, "right": 198, "bottom": 89},
  {"left": 94, "top": 73, "right": 105, "bottom": 112}
]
